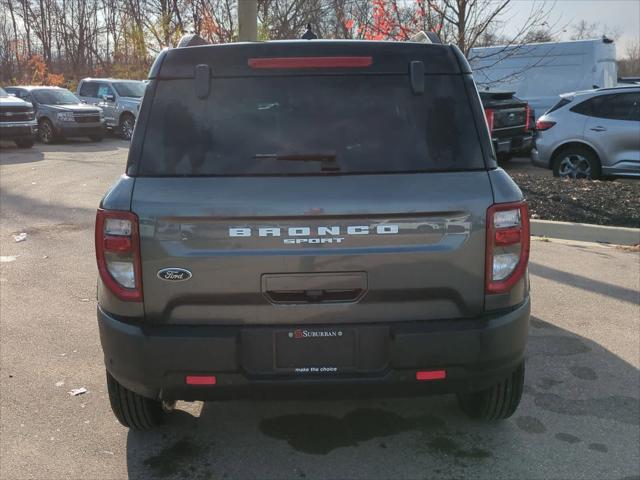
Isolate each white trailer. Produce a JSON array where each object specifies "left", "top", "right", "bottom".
[{"left": 469, "top": 38, "right": 617, "bottom": 118}]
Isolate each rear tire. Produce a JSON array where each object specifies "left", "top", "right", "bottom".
[
  {"left": 106, "top": 371, "right": 165, "bottom": 430},
  {"left": 15, "top": 138, "right": 34, "bottom": 148},
  {"left": 89, "top": 135, "right": 103, "bottom": 142},
  {"left": 552, "top": 146, "right": 601, "bottom": 180},
  {"left": 497, "top": 152, "right": 512, "bottom": 163},
  {"left": 456, "top": 362, "right": 525, "bottom": 420}
]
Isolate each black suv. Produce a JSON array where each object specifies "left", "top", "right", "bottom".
[
  {"left": 480, "top": 90, "right": 535, "bottom": 160},
  {"left": 96, "top": 38, "right": 530, "bottom": 429}
]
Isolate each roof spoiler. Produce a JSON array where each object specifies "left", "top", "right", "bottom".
[{"left": 409, "top": 31, "right": 442, "bottom": 44}]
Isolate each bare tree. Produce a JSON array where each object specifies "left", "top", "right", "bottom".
[
  {"left": 618, "top": 40, "right": 640, "bottom": 77},
  {"left": 523, "top": 27, "right": 556, "bottom": 44},
  {"left": 0, "top": 0, "right": 556, "bottom": 85},
  {"left": 571, "top": 19, "right": 621, "bottom": 41}
]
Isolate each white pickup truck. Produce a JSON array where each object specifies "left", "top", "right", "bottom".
[{"left": 469, "top": 38, "right": 618, "bottom": 118}]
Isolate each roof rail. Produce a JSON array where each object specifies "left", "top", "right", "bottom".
[
  {"left": 176, "top": 34, "right": 209, "bottom": 48},
  {"left": 409, "top": 31, "right": 442, "bottom": 44}
]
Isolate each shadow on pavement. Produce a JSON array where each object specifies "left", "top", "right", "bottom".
[
  {"left": 530, "top": 262, "right": 639, "bottom": 305},
  {"left": 1, "top": 137, "right": 128, "bottom": 165},
  {"left": 0, "top": 143, "right": 45, "bottom": 165},
  {"left": 125, "top": 317, "right": 639, "bottom": 480},
  {"left": 0, "top": 190, "right": 96, "bottom": 226},
  {"left": 43, "top": 136, "right": 128, "bottom": 152}
]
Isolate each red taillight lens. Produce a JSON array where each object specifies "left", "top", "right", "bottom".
[
  {"left": 524, "top": 105, "right": 531, "bottom": 131},
  {"left": 248, "top": 56, "right": 373, "bottom": 69},
  {"left": 535, "top": 120, "right": 556, "bottom": 131},
  {"left": 95, "top": 209, "right": 143, "bottom": 301},
  {"left": 484, "top": 108, "right": 495, "bottom": 133},
  {"left": 486, "top": 202, "right": 530, "bottom": 294}
]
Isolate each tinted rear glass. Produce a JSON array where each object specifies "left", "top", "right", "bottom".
[
  {"left": 137, "top": 75, "right": 484, "bottom": 176},
  {"left": 113, "top": 81, "right": 146, "bottom": 98}
]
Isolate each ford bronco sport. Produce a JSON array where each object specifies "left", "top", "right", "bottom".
[{"left": 96, "top": 38, "right": 530, "bottom": 430}]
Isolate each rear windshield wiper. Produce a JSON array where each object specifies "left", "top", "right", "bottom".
[{"left": 253, "top": 153, "right": 340, "bottom": 172}]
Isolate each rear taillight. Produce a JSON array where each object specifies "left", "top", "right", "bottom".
[
  {"left": 535, "top": 120, "right": 556, "bottom": 131},
  {"left": 524, "top": 105, "right": 531, "bottom": 131},
  {"left": 486, "top": 202, "right": 530, "bottom": 294},
  {"left": 95, "top": 209, "right": 142, "bottom": 301},
  {"left": 484, "top": 108, "right": 495, "bottom": 133}
]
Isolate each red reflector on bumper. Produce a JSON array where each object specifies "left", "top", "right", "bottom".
[
  {"left": 185, "top": 375, "right": 217, "bottom": 385},
  {"left": 416, "top": 370, "right": 446, "bottom": 381}
]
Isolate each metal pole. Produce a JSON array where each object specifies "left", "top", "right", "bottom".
[{"left": 238, "top": 0, "right": 258, "bottom": 42}]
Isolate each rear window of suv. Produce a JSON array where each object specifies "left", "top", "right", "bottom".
[{"left": 137, "top": 74, "right": 485, "bottom": 176}]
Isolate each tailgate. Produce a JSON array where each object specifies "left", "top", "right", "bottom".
[
  {"left": 493, "top": 107, "right": 527, "bottom": 132},
  {"left": 132, "top": 172, "right": 492, "bottom": 325}
]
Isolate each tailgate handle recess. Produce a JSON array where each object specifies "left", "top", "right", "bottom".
[{"left": 262, "top": 272, "right": 367, "bottom": 304}]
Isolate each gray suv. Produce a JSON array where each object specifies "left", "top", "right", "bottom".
[
  {"left": 5, "top": 86, "right": 104, "bottom": 144},
  {"left": 96, "top": 39, "right": 531, "bottom": 430},
  {"left": 77, "top": 78, "right": 146, "bottom": 140},
  {"left": 532, "top": 86, "right": 640, "bottom": 179}
]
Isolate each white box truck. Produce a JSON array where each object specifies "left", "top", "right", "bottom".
[{"left": 469, "top": 38, "right": 617, "bottom": 118}]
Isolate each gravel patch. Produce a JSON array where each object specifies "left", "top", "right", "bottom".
[{"left": 511, "top": 174, "right": 640, "bottom": 228}]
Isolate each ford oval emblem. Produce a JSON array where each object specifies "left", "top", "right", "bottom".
[{"left": 157, "top": 268, "right": 192, "bottom": 282}]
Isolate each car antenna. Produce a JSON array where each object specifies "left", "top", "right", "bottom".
[{"left": 301, "top": 24, "right": 317, "bottom": 40}]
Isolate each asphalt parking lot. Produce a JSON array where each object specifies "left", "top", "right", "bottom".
[{"left": 1, "top": 138, "right": 639, "bottom": 480}]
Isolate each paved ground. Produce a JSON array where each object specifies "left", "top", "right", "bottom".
[{"left": 1, "top": 140, "right": 638, "bottom": 480}]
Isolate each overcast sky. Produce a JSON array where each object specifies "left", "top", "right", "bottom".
[{"left": 506, "top": 0, "right": 639, "bottom": 58}]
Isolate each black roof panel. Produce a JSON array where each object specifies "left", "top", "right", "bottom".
[{"left": 152, "top": 40, "right": 463, "bottom": 79}]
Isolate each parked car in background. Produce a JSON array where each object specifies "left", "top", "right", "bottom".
[
  {"left": 532, "top": 86, "right": 640, "bottom": 179},
  {"left": 470, "top": 38, "right": 618, "bottom": 118},
  {"left": 4, "top": 86, "right": 104, "bottom": 144},
  {"left": 77, "top": 78, "right": 145, "bottom": 140},
  {"left": 480, "top": 90, "right": 534, "bottom": 160},
  {"left": 0, "top": 87, "right": 37, "bottom": 148}
]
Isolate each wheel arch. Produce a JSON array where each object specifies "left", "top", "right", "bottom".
[
  {"left": 551, "top": 141, "right": 602, "bottom": 166},
  {"left": 119, "top": 110, "right": 136, "bottom": 124}
]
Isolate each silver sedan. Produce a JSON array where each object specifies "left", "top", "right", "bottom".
[{"left": 532, "top": 86, "right": 640, "bottom": 179}]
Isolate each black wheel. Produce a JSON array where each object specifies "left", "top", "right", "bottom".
[
  {"left": 15, "top": 138, "right": 34, "bottom": 148},
  {"left": 119, "top": 113, "right": 135, "bottom": 140},
  {"left": 497, "top": 152, "right": 512, "bottom": 163},
  {"left": 38, "top": 118, "right": 57, "bottom": 144},
  {"left": 552, "top": 146, "right": 601, "bottom": 179},
  {"left": 89, "top": 135, "right": 104, "bottom": 142},
  {"left": 106, "top": 371, "right": 165, "bottom": 430},
  {"left": 457, "top": 362, "right": 525, "bottom": 420}
]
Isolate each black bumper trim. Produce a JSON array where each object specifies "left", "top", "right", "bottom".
[
  {"left": 56, "top": 124, "right": 104, "bottom": 137},
  {"left": 98, "top": 299, "right": 530, "bottom": 401}
]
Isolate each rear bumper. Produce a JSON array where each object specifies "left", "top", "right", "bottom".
[
  {"left": 98, "top": 298, "right": 530, "bottom": 401},
  {"left": 493, "top": 134, "right": 533, "bottom": 155}
]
